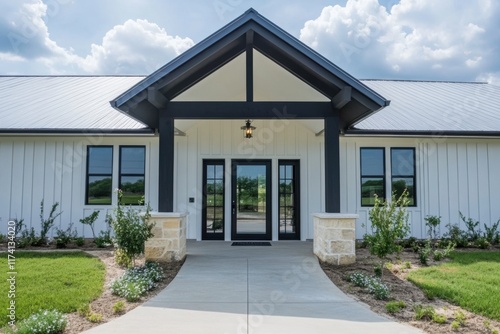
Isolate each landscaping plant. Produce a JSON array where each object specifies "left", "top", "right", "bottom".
[
  {"left": 347, "top": 272, "right": 390, "bottom": 300},
  {"left": 111, "top": 262, "right": 164, "bottom": 302},
  {"left": 37, "top": 199, "right": 62, "bottom": 246},
  {"left": 459, "top": 211, "right": 481, "bottom": 242},
  {"left": 424, "top": 215, "right": 441, "bottom": 241},
  {"left": 79, "top": 210, "right": 100, "bottom": 239},
  {"left": 363, "top": 189, "right": 410, "bottom": 276},
  {"left": 108, "top": 190, "right": 154, "bottom": 266},
  {"left": 8, "top": 309, "right": 67, "bottom": 334},
  {"left": 54, "top": 223, "right": 77, "bottom": 248},
  {"left": 385, "top": 301, "right": 406, "bottom": 314}
]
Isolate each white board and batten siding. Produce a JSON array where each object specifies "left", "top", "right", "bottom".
[
  {"left": 341, "top": 136, "right": 500, "bottom": 239},
  {"left": 0, "top": 136, "right": 159, "bottom": 238},
  {"left": 174, "top": 120, "right": 325, "bottom": 241}
]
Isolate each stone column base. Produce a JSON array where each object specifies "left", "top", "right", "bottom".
[
  {"left": 145, "top": 212, "right": 187, "bottom": 262},
  {"left": 313, "top": 213, "right": 358, "bottom": 265}
]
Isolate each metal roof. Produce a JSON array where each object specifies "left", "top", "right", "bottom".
[
  {"left": 355, "top": 80, "right": 500, "bottom": 133},
  {"left": 0, "top": 76, "right": 149, "bottom": 133}
]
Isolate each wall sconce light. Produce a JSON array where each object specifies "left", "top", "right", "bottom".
[{"left": 241, "top": 119, "right": 256, "bottom": 138}]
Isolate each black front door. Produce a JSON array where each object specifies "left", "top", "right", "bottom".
[{"left": 231, "top": 160, "right": 272, "bottom": 240}]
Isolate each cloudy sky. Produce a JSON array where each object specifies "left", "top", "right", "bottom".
[{"left": 1, "top": 0, "right": 499, "bottom": 84}]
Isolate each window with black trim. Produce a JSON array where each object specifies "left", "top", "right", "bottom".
[
  {"left": 360, "top": 148, "right": 385, "bottom": 206},
  {"left": 391, "top": 148, "right": 416, "bottom": 206},
  {"left": 119, "top": 146, "right": 146, "bottom": 205},
  {"left": 86, "top": 146, "right": 113, "bottom": 205}
]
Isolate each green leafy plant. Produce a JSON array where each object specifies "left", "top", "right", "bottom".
[
  {"left": 403, "top": 261, "right": 412, "bottom": 269},
  {"left": 414, "top": 304, "right": 436, "bottom": 321},
  {"left": 385, "top": 300, "right": 406, "bottom": 314},
  {"left": 114, "top": 248, "right": 133, "bottom": 268},
  {"left": 475, "top": 236, "right": 491, "bottom": 249},
  {"left": 111, "top": 262, "right": 164, "bottom": 302},
  {"left": 374, "top": 263, "right": 383, "bottom": 277},
  {"left": 87, "top": 312, "right": 103, "bottom": 323},
  {"left": 74, "top": 237, "right": 85, "bottom": 247},
  {"left": 13, "top": 218, "right": 25, "bottom": 238},
  {"left": 454, "top": 310, "right": 466, "bottom": 326},
  {"left": 445, "top": 223, "right": 469, "bottom": 248},
  {"left": 112, "top": 301, "right": 126, "bottom": 314},
  {"left": 433, "top": 249, "right": 444, "bottom": 261},
  {"left": 94, "top": 230, "right": 113, "bottom": 248},
  {"left": 79, "top": 211, "right": 100, "bottom": 239},
  {"left": 36, "top": 199, "right": 62, "bottom": 246},
  {"left": 108, "top": 190, "right": 154, "bottom": 266},
  {"left": 460, "top": 212, "right": 481, "bottom": 241},
  {"left": 18, "top": 227, "right": 37, "bottom": 248},
  {"left": 54, "top": 223, "right": 77, "bottom": 248},
  {"left": 77, "top": 303, "right": 102, "bottom": 323},
  {"left": 347, "top": 272, "right": 390, "bottom": 300},
  {"left": 424, "top": 215, "right": 441, "bottom": 240},
  {"left": 363, "top": 190, "right": 410, "bottom": 276},
  {"left": 418, "top": 240, "right": 432, "bottom": 265},
  {"left": 483, "top": 220, "right": 500, "bottom": 245},
  {"left": 432, "top": 312, "right": 447, "bottom": 324},
  {"left": 12, "top": 309, "right": 67, "bottom": 334}
]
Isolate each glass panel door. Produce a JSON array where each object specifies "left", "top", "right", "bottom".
[
  {"left": 231, "top": 160, "right": 271, "bottom": 240},
  {"left": 202, "top": 160, "right": 225, "bottom": 240},
  {"left": 279, "top": 160, "right": 300, "bottom": 240}
]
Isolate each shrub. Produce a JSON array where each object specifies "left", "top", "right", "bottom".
[
  {"left": 414, "top": 304, "right": 436, "bottom": 321},
  {"left": 347, "top": 272, "right": 390, "bottom": 300},
  {"left": 374, "top": 263, "right": 383, "bottom": 277},
  {"left": 54, "top": 223, "right": 77, "bottom": 249},
  {"left": 445, "top": 223, "right": 469, "bottom": 248},
  {"left": 424, "top": 215, "right": 441, "bottom": 240},
  {"left": 403, "top": 261, "right": 412, "bottom": 269},
  {"left": 386, "top": 301, "right": 406, "bottom": 314},
  {"left": 483, "top": 220, "right": 500, "bottom": 245},
  {"left": 460, "top": 212, "right": 481, "bottom": 241},
  {"left": 348, "top": 272, "right": 372, "bottom": 288},
  {"left": 94, "top": 230, "right": 113, "bottom": 248},
  {"left": 111, "top": 262, "right": 164, "bottom": 302},
  {"left": 74, "top": 237, "right": 85, "bottom": 247},
  {"left": 108, "top": 190, "right": 154, "bottom": 265},
  {"left": 475, "top": 237, "right": 491, "bottom": 249},
  {"left": 418, "top": 241, "right": 432, "bottom": 265},
  {"left": 112, "top": 301, "right": 126, "bottom": 314},
  {"left": 14, "top": 309, "right": 67, "bottom": 334},
  {"left": 433, "top": 250, "right": 444, "bottom": 261},
  {"left": 454, "top": 310, "right": 466, "bottom": 326},
  {"left": 114, "top": 248, "right": 133, "bottom": 268},
  {"left": 363, "top": 190, "right": 410, "bottom": 276},
  {"left": 77, "top": 303, "right": 103, "bottom": 323},
  {"left": 79, "top": 211, "right": 100, "bottom": 239},
  {"left": 87, "top": 312, "right": 103, "bottom": 323},
  {"left": 36, "top": 199, "right": 62, "bottom": 246},
  {"left": 432, "top": 313, "right": 447, "bottom": 324},
  {"left": 399, "top": 236, "right": 418, "bottom": 249}
]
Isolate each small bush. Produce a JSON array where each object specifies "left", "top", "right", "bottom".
[
  {"left": 115, "top": 248, "right": 133, "bottom": 268},
  {"left": 425, "top": 215, "right": 441, "bottom": 240},
  {"left": 475, "top": 237, "right": 491, "bottom": 249},
  {"left": 94, "top": 230, "right": 113, "bottom": 248},
  {"left": 460, "top": 212, "right": 481, "bottom": 241},
  {"left": 74, "top": 237, "right": 85, "bottom": 247},
  {"left": 400, "top": 236, "right": 418, "bottom": 249},
  {"left": 445, "top": 223, "right": 469, "bottom": 248},
  {"left": 77, "top": 304, "right": 91, "bottom": 317},
  {"left": 403, "top": 261, "right": 412, "bottom": 269},
  {"left": 112, "top": 301, "right": 126, "bottom": 314},
  {"left": 454, "top": 310, "right": 466, "bottom": 326},
  {"left": 451, "top": 320, "right": 461, "bottom": 331},
  {"left": 54, "top": 223, "right": 77, "bottom": 249},
  {"left": 484, "top": 220, "right": 500, "bottom": 245},
  {"left": 87, "top": 312, "right": 103, "bottom": 323},
  {"left": 14, "top": 309, "right": 67, "bottom": 334},
  {"left": 36, "top": 200, "right": 62, "bottom": 246},
  {"left": 347, "top": 272, "right": 390, "bottom": 300},
  {"left": 418, "top": 241, "right": 432, "bottom": 265},
  {"left": 386, "top": 301, "right": 406, "bottom": 314},
  {"left": 414, "top": 304, "right": 436, "bottom": 321},
  {"left": 111, "top": 262, "right": 164, "bottom": 302},
  {"left": 432, "top": 312, "right": 447, "bottom": 324},
  {"left": 433, "top": 250, "right": 444, "bottom": 261},
  {"left": 374, "top": 263, "right": 383, "bottom": 277},
  {"left": 348, "top": 272, "right": 371, "bottom": 288},
  {"left": 80, "top": 211, "right": 100, "bottom": 239}
]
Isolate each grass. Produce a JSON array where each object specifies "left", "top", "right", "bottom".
[
  {"left": 0, "top": 251, "right": 105, "bottom": 326},
  {"left": 408, "top": 251, "right": 500, "bottom": 320}
]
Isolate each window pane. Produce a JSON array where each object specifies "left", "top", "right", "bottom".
[
  {"left": 361, "top": 149, "right": 384, "bottom": 176},
  {"left": 215, "top": 165, "right": 224, "bottom": 179},
  {"left": 392, "top": 149, "right": 414, "bottom": 176},
  {"left": 121, "top": 147, "right": 145, "bottom": 174},
  {"left": 88, "top": 147, "right": 112, "bottom": 174},
  {"left": 392, "top": 177, "right": 415, "bottom": 206},
  {"left": 207, "top": 165, "right": 215, "bottom": 179},
  {"left": 120, "top": 176, "right": 145, "bottom": 205},
  {"left": 361, "top": 177, "right": 384, "bottom": 206},
  {"left": 87, "top": 176, "right": 112, "bottom": 204}
]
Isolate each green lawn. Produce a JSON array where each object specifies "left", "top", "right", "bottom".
[
  {"left": 0, "top": 251, "right": 105, "bottom": 326},
  {"left": 408, "top": 251, "right": 500, "bottom": 320}
]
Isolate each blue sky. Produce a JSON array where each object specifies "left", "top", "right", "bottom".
[{"left": 1, "top": 0, "right": 499, "bottom": 84}]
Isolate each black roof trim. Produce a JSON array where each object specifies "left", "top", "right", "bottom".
[
  {"left": 345, "top": 129, "right": 500, "bottom": 137},
  {"left": 0, "top": 128, "right": 155, "bottom": 135}
]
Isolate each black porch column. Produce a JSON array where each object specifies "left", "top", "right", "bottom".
[
  {"left": 158, "top": 112, "right": 175, "bottom": 212},
  {"left": 324, "top": 115, "right": 341, "bottom": 212}
]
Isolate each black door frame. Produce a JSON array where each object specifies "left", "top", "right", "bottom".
[
  {"left": 231, "top": 159, "right": 272, "bottom": 240},
  {"left": 201, "top": 159, "right": 225, "bottom": 240},
  {"left": 278, "top": 159, "right": 300, "bottom": 240}
]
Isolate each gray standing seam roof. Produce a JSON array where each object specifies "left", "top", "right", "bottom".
[{"left": 0, "top": 76, "right": 148, "bottom": 132}]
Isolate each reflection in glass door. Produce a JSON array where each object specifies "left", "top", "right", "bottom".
[
  {"left": 231, "top": 160, "right": 271, "bottom": 240},
  {"left": 279, "top": 160, "right": 300, "bottom": 240},
  {"left": 202, "top": 160, "right": 225, "bottom": 240}
]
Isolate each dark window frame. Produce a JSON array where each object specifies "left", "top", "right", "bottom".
[
  {"left": 119, "top": 145, "right": 146, "bottom": 206},
  {"left": 360, "top": 147, "right": 386, "bottom": 207},
  {"left": 278, "top": 159, "right": 300, "bottom": 240},
  {"left": 86, "top": 145, "right": 113, "bottom": 205},
  {"left": 390, "top": 147, "right": 417, "bottom": 207},
  {"left": 202, "top": 159, "right": 225, "bottom": 240}
]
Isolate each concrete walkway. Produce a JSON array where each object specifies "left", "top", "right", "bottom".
[{"left": 84, "top": 241, "right": 422, "bottom": 334}]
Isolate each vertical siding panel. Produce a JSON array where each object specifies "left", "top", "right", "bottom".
[
  {"left": 346, "top": 140, "right": 357, "bottom": 213},
  {"left": 60, "top": 141, "right": 74, "bottom": 230},
  {"left": 222, "top": 120, "right": 232, "bottom": 155},
  {"left": 210, "top": 121, "right": 221, "bottom": 155},
  {"left": 418, "top": 142, "right": 429, "bottom": 238},
  {"left": 0, "top": 141, "right": 13, "bottom": 231},
  {"left": 187, "top": 129, "right": 199, "bottom": 239},
  {"left": 436, "top": 143, "right": 449, "bottom": 237},
  {"left": 275, "top": 120, "right": 286, "bottom": 156},
  {"left": 477, "top": 144, "right": 491, "bottom": 225},
  {"left": 306, "top": 138, "right": 321, "bottom": 239},
  {"left": 456, "top": 144, "right": 469, "bottom": 229},
  {"left": 175, "top": 138, "right": 188, "bottom": 215},
  {"left": 22, "top": 142, "right": 35, "bottom": 229},
  {"left": 446, "top": 143, "right": 460, "bottom": 227},
  {"left": 10, "top": 141, "right": 25, "bottom": 226},
  {"left": 466, "top": 143, "right": 479, "bottom": 220},
  {"left": 487, "top": 144, "right": 500, "bottom": 224},
  {"left": 199, "top": 122, "right": 210, "bottom": 155},
  {"left": 71, "top": 140, "right": 85, "bottom": 236},
  {"left": 52, "top": 141, "right": 64, "bottom": 231},
  {"left": 285, "top": 123, "right": 296, "bottom": 156},
  {"left": 31, "top": 141, "right": 46, "bottom": 231}
]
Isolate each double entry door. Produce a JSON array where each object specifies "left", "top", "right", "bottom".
[{"left": 202, "top": 159, "right": 299, "bottom": 240}]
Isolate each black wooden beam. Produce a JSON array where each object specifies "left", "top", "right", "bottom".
[
  {"left": 246, "top": 30, "right": 254, "bottom": 102},
  {"left": 162, "top": 102, "right": 332, "bottom": 119},
  {"left": 324, "top": 115, "right": 341, "bottom": 213},
  {"left": 147, "top": 87, "right": 169, "bottom": 109},
  {"left": 332, "top": 86, "right": 352, "bottom": 109},
  {"left": 158, "top": 113, "right": 175, "bottom": 212}
]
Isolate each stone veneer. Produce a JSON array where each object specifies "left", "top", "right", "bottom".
[
  {"left": 313, "top": 213, "right": 358, "bottom": 265},
  {"left": 145, "top": 212, "right": 187, "bottom": 262}
]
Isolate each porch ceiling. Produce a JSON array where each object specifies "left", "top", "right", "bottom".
[{"left": 111, "top": 8, "right": 389, "bottom": 131}]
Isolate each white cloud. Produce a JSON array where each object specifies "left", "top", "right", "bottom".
[
  {"left": 80, "top": 19, "right": 194, "bottom": 74},
  {"left": 0, "top": 0, "right": 194, "bottom": 74},
  {"left": 300, "top": 0, "right": 500, "bottom": 81}
]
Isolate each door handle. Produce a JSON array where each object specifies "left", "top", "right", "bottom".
[{"left": 232, "top": 201, "right": 236, "bottom": 215}]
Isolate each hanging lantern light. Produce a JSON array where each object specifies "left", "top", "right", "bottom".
[{"left": 241, "top": 119, "right": 256, "bottom": 138}]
